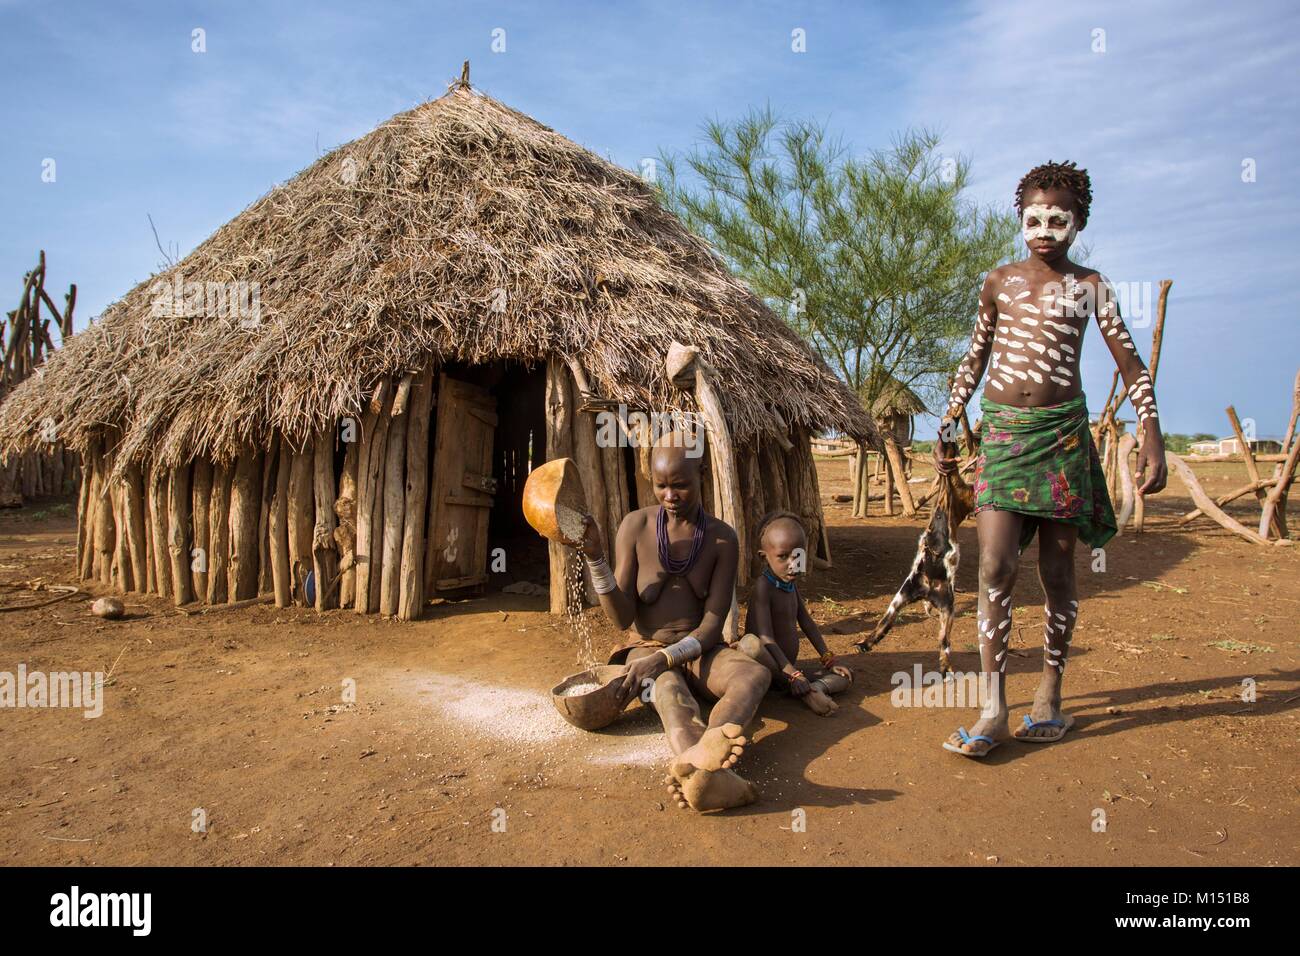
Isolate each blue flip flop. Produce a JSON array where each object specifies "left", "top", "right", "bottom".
[
  {"left": 1014, "top": 714, "right": 1075, "bottom": 743},
  {"left": 942, "top": 727, "right": 1000, "bottom": 758}
]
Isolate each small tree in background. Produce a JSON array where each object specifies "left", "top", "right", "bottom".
[{"left": 657, "top": 110, "right": 1019, "bottom": 511}]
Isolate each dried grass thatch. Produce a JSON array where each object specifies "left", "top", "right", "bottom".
[
  {"left": 868, "top": 376, "right": 927, "bottom": 420},
  {"left": 0, "top": 83, "right": 876, "bottom": 470}
]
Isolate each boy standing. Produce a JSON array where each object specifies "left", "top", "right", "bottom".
[{"left": 936, "top": 161, "right": 1167, "bottom": 757}]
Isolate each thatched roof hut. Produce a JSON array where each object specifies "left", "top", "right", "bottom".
[
  {"left": 0, "top": 78, "right": 877, "bottom": 620},
  {"left": 867, "top": 376, "right": 926, "bottom": 446}
]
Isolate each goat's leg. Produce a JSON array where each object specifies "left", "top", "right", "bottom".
[{"left": 855, "top": 576, "right": 920, "bottom": 652}]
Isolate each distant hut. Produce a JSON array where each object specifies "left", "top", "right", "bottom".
[
  {"left": 869, "top": 377, "right": 926, "bottom": 453},
  {"left": 847, "top": 374, "right": 925, "bottom": 516},
  {"left": 0, "top": 76, "right": 877, "bottom": 619}
]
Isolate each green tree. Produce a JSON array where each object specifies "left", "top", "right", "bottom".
[{"left": 657, "top": 110, "right": 1019, "bottom": 415}]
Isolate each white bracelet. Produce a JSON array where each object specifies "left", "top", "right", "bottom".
[
  {"left": 660, "top": 636, "right": 703, "bottom": 668},
  {"left": 584, "top": 555, "right": 617, "bottom": 595}
]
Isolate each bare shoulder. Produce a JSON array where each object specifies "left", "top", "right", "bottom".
[
  {"left": 619, "top": 507, "right": 653, "bottom": 535},
  {"left": 989, "top": 262, "right": 1031, "bottom": 288},
  {"left": 707, "top": 515, "right": 738, "bottom": 547},
  {"left": 748, "top": 571, "right": 773, "bottom": 603}
]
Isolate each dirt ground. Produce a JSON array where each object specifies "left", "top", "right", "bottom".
[{"left": 1, "top": 457, "right": 1297, "bottom": 867}]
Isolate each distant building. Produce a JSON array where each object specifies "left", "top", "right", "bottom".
[{"left": 1189, "top": 437, "right": 1283, "bottom": 456}]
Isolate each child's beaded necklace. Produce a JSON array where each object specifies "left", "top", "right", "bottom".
[{"left": 763, "top": 567, "right": 796, "bottom": 593}]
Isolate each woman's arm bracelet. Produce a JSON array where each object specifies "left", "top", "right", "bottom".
[
  {"left": 658, "top": 636, "right": 703, "bottom": 668},
  {"left": 583, "top": 554, "right": 618, "bottom": 595}
]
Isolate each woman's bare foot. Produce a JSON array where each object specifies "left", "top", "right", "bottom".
[
  {"left": 664, "top": 767, "right": 758, "bottom": 812},
  {"left": 801, "top": 687, "right": 838, "bottom": 716},
  {"left": 673, "top": 722, "right": 747, "bottom": 773}
]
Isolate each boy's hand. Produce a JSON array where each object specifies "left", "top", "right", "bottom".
[
  {"left": 933, "top": 425, "right": 960, "bottom": 476},
  {"left": 578, "top": 513, "right": 605, "bottom": 558},
  {"left": 1136, "top": 429, "right": 1168, "bottom": 495},
  {"left": 787, "top": 671, "right": 811, "bottom": 696},
  {"left": 830, "top": 664, "right": 854, "bottom": 683}
]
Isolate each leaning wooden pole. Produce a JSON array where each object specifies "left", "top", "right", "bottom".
[
  {"left": 123, "top": 462, "right": 148, "bottom": 593},
  {"left": 147, "top": 460, "right": 171, "bottom": 598},
  {"left": 190, "top": 459, "right": 212, "bottom": 601},
  {"left": 269, "top": 438, "right": 292, "bottom": 608},
  {"left": 1258, "top": 422, "right": 1300, "bottom": 542},
  {"left": 167, "top": 463, "right": 194, "bottom": 605},
  {"left": 207, "top": 462, "right": 232, "bottom": 604},
  {"left": 312, "top": 428, "right": 340, "bottom": 612},
  {"left": 397, "top": 367, "right": 434, "bottom": 620},
  {"left": 334, "top": 431, "right": 359, "bottom": 609},
  {"left": 545, "top": 359, "right": 578, "bottom": 615},
  {"left": 228, "top": 448, "right": 264, "bottom": 601},
  {"left": 379, "top": 375, "right": 412, "bottom": 617},
  {"left": 665, "top": 342, "right": 748, "bottom": 585},
  {"left": 286, "top": 443, "right": 315, "bottom": 605},
  {"left": 357, "top": 381, "right": 394, "bottom": 614}
]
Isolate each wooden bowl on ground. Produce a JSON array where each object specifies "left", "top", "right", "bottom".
[
  {"left": 551, "top": 665, "right": 630, "bottom": 731},
  {"left": 523, "top": 457, "right": 588, "bottom": 545}
]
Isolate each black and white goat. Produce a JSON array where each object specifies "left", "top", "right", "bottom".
[{"left": 854, "top": 505, "right": 961, "bottom": 676}]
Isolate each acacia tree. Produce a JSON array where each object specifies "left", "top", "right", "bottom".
[{"left": 657, "top": 109, "right": 1019, "bottom": 418}]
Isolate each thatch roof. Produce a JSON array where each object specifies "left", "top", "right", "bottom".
[
  {"left": 0, "top": 82, "right": 876, "bottom": 470},
  {"left": 867, "top": 376, "right": 926, "bottom": 420}
]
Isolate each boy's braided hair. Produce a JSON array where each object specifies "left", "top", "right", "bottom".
[
  {"left": 756, "top": 509, "right": 805, "bottom": 548},
  {"left": 1015, "top": 160, "right": 1092, "bottom": 229}
]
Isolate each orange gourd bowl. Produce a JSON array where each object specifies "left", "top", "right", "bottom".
[{"left": 522, "top": 458, "right": 588, "bottom": 545}]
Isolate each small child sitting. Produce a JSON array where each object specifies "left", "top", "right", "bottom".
[{"left": 738, "top": 511, "right": 852, "bottom": 716}]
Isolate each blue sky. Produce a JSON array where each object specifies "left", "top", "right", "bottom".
[{"left": 3, "top": 0, "right": 1297, "bottom": 437}]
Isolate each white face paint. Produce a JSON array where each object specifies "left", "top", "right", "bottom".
[{"left": 1021, "top": 203, "right": 1077, "bottom": 245}]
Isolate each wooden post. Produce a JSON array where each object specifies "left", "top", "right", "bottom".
[
  {"left": 287, "top": 443, "right": 315, "bottom": 605},
  {"left": 882, "top": 432, "right": 915, "bottom": 516},
  {"left": 148, "top": 460, "right": 171, "bottom": 598},
  {"left": 76, "top": 442, "right": 96, "bottom": 578},
  {"left": 167, "top": 463, "right": 194, "bottom": 605},
  {"left": 269, "top": 438, "right": 292, "bottom": 607},
  {"left": 93, "top": 451, "right": 116, "bottom": 586},
  {"left": 379, "top": 375, "right": 412, "bottom": 617},
  {"left": 189, "top": 459, "right": 212, "bottom": 600},
  {"left": 228, "top": 448, "right": 264, "bottom": 601},
  {"left": 741, "top": 444, "right": 767, "bottom": 579},
  {"left": 1166, "top": 453, "right": 1270, "bottom": 546},
  {"left": 111, "top": 471, "right": 131, "bottom": 593},
  {"left": 355, "top": 382, "right": 393, "bottom": 614},
  {"left": 1226, "top": 405, "right": 1276, "bottom": 536},
  {"left": 258, "top": 447, "right": 275, "bottom": 596},
  {"left": 665, "top": 342, "right": 748, "bottom": 584},
  {"left": 335, "top": 427, "right": 359, "bottom": 609},
  {"left": 545, "top": 359, "right": 578, "bottom": 615},
  {"left": 124, "top": 462, "right": 148, "bottom": 593},
  {"left": 207, "top": 462, "right": 232, "bottom": 603},
  {"left": 1259, "top": 427, "right": 1300, "bottom": 542},
  {"left": 144, "top": 486, "right": 155, "bottom": 594},
  {"left": 312, "top": 429, "right": 340, "bottom": 611},
  {"left": 1113, "top": 433, "right": 1137, "bottom": 534},
  {"left": 398, "top": 367, "right": 434, "bottom": 620}
]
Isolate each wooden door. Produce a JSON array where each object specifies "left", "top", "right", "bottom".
[{"left": 426, "top": 374, "right": 498, "bottom": 593}]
